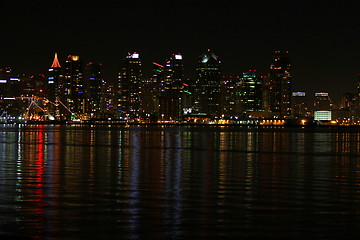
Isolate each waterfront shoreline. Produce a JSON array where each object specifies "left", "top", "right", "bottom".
[{"left": 1, "top": 120, "right": 360, "bottom": 128}]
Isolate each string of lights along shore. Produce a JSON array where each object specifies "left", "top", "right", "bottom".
[{"left": 1, "top": 50, "right": 360, "bottom": 125}]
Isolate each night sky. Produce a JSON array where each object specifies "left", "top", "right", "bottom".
[{"left": 1, "top": 0, "right": 360, "bottom": 102}]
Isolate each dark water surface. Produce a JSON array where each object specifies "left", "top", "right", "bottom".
[{"left": 0, "top": 124, "right": 360, "bottom": 239}]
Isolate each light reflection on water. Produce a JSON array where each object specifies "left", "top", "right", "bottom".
[{"left": 0, "top": 125, "right": 360, "bottom": 239}]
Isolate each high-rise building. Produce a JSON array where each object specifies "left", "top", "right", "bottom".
[
  {"left": 195, "top": 49, "right": 221, "bottom": 117},
  {"left": 314, "top": 92, "right": 332, "bottom": 111},
  {"left": 341, "top": 92, "right": 354, "bottom": 110},
  {"left": 267, "top": 51, "right": 292, "bottom": 118},
  {"left": 292, "top": 91, "right": 308, "bottom": 118},
  {"left": 350, "top": 74, "right": 360, "bottom": 122},
  {"left": 64, "top": 55, "right": 84, "bottom": 117},
  {"left": 238, "top": 70, "right": 262, "bottom": 115},
  {"left": 85, "top": 62, "right": 104, "bottom": 118},
  {"left": 159, "top": 54, "right": 184, "bottom": 121},
  {"left": 0, "top": 67, "right": 21, "bottom": 98},
  {"left": 103, "top": 82, "right": 116, "bottom": 118},
  {"left": 47, "top": 53, "right": 63, "bottom": 102},
  {"left": 117, "top": 52, "right": 142, "bottom": 119},
  {"left": 141, "top": 62, "right": 163, "bottom": 118},
  {"left": 221, "top": 76, "right": 240, "bottom": 118}
]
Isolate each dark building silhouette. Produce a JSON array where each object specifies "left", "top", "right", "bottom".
[
  {"left": 159, "top": 54, "right": 184, "bottom": 121},
  {"left": 85, "top": 62, "right": 104, "bottom": 118},
  {"left": 291, "top": 91, "right": 308, "bottom": 118},
  {"left": 221, "top": 76, "right": 239, "bottom": 118},
  {"left": 195, "top": 49, "right": 221, "bottom": 118},
  {"left": 141, "top": 62, "right": 163, "bottom": 118},
  {"left": 266, "top": 51, "right": 292, "bottom": 118},
  {"left": 313, "top": 92, "right": 332, "bottom": 111},
  {"left": 0, "top": 67, "right": 21, "bottom": 98}
]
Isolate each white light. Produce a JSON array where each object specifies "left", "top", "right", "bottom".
[
  {"left": 315, "top": 92, "right": 328, "bottom": 97},
  {"left": 131, "top": 53, "right": 139, "bottom": 58},
  {"left": 175, "top": 55, "right": 182, "bottom": 60},
  {"left": 48, "top": 81, "right": 54, "bottom": 84},
  {"left": 0, "top": 80, "right": 7, "bottom": 83},
  {"left": 293, "top": 92, "right": 306, "bottom": 97}
]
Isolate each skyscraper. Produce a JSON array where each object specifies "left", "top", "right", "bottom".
[
  {"left": 63, "top": 55, "right": 84, "bottom": 117},
  {"left": 85, "top": 62, "right": 104, "bottom": 118},
  {"left": 159, "top": 54, "right": 184, "bottom": 121},
  {"left": 0, "top": 67, "right": 20, "bottom": 98},
  {"left": 292, "top": 91, "right": 308, "bottom": 118},
  {"left": 117, "top": 52, "right": 142, "bottom": 119},
  {"left": 238, "top": 70, "right": 262, "bottom": 115},
  {"left": 47, "top": 53, "right": 62, "bottom": 102},
  {"left": 141, "top": 62, "right": 163, "bottom": 118},
  {"left": 221, "top": 76, "right": 239, "bottom": 118},
  {"left": 195, "top": 49, "right": 221, "bottom": 118},
  {"left": 314, "top": 92, "right": 332, "bottom": 111},
  {"left": 267, "top": 51, "right": 292, "bottom": 118}
]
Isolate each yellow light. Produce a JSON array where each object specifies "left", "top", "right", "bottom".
[{"left": 72, "top": 56, "right": 79, "bottom": 61}]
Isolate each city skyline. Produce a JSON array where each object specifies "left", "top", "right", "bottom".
[
  {"left": 1, "top": 1, "right": 360, "bottom": 102},
  {"left": 1, "top": 49, "right": 359, "bottom": 104},
  {"left": 3, "top": 49, "right": 360, "bottom": 126}
]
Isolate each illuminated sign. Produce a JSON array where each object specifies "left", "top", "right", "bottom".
[
  {"left": 10, "top": 78, "right": 20, "bottom": 81},
  {"left": 0, "top": 80, "right": 7, "bottom": 83},
  {"left": 131, "top": 53, "right": 139, "bottom": 58},
  {"left": 175, "top": 54, "right": 182, "bottom": 60},
  {"left": 292, "top": 92, "right": 306, "bottom": 97},
  {"left": 314, "top": 111, "right": 332, "bottom": 121},
  {"left": 315, "top": 92, "right": 328, "bottom": 97}
]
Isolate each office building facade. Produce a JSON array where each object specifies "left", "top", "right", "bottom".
[
  {"left": 195, "top": 49, "right": 222, "bottom": 117},
  {"left": 267, "top": 51, "right": 292, "bottom": 118},
  {"left": 117, "top": 52, "right": 142, "bottom": 119},
  {"left": 159, "top": 54, "right": 184, "bottom": 120}
]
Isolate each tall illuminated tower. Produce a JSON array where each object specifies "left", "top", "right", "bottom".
[
  {"left": 64, "top": 55, "right": 84, "bottom": 117},
  {"left": 159, "top": 54, "right": 184, "bottom": 120},
  {"left": 195, "top": 49, "right": 221, "bottom": 117},
  {"left": 117, "top": 52, "right": 142, "bottom": 119},
  {"left": 239, "top": 70, "right": 263, "bottom": 115},
  {"left": 267, "top": 51, "right": 292, "bottom": 118},
  {"left": 47, "top": 53, "right": 62, "bottom": 102}
]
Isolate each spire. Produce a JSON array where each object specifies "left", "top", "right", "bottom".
[{"left": 51, "top": 52, "right": 61, "bottom": 68}]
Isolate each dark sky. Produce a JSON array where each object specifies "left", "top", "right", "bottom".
[{"left": 1, "top": 0, "right": 360, "bottom": 102}]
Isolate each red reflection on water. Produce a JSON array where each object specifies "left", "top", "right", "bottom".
[{"left": 34, "top": 125, "right": 45, "bottom": 237}]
